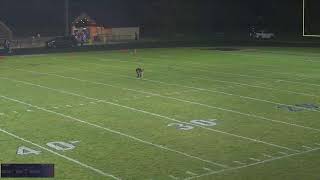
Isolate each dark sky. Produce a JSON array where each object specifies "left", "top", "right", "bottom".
[{"left": 0, "top": 0, "right": 318, "bottom": 36}]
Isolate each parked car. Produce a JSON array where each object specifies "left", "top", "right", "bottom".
[
  {"left": 46, "top": 36, "right": 78, "bottom": 48},
  {"left": 253, "top": 31, "right": 275, "bottom": 39}
]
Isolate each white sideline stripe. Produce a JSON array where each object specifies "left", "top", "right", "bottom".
[
  {"left": 191, "top": 77, "right": 320, "bottom": 98},
  {"left": 233, "top": 161, "right": 246, "bottom": 165},
  {"left": 11, "top": 70, "right": 320, "bottom": 134},
  {"left": 0, "top": 128, "right": 120, "bottom": 179},
  {"left": 262, "top": 154, "right": 273, "bottom": 158},
  {"left": 185, "top": 147, "right": 320, "bottom": 180},
  {"left": 0, "top": 77, "right": 299, "bottom": 153},
  {"left": 0, "top": 95, "right": 228, "bottom": 168},
  {"left": 165, "top": 89, "right": 200, "bottom": 95},
  {"left": 249, "top": 158, "right": 261, "bottom": 162}
]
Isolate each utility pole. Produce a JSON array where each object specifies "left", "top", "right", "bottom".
[{"left": 65, "top": 0, "right": 70, "bottom": 36}]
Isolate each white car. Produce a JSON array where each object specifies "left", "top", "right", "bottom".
[{"left": 253, "top": 31, "right": 275, "bottom": 39}]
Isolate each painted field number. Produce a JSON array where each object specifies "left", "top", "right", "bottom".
[
  {"left": 168, "top": 123, "right": 194, "bottom": 131},
  {"left": 191, "top": 120, "right": 217, "bottom": 126},
  {"left": 46, "top": 142, "right": 75, "bottom": 151},
  {"left": 17, "top": 146, "right": 41, "bottom": 156},
  {"left": 17, "top": 141, "right": 79, "bottom": 156},
  {"left": 168, "top": 119, "right": 217, "bottom": 131}
]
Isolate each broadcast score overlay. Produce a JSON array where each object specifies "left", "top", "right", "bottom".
[{"left": 1, "top": 164, "right": 54, "bottom": 178}]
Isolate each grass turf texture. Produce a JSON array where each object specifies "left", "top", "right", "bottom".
[{"left": 0, "top": 47, "right": 320, "bottom": 179}]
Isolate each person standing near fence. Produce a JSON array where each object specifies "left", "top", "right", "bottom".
[{"left": 3, "top": 40, "right": 10, "bottom": 54}]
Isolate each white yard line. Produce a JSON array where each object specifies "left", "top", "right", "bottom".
[
  {"left": 0, "top": 127, "right": 120, "bottom": 179},
  {"left": 141, "top": 79, "right": 320, "bottom": 113},
  {"left": 52, "top": 58, "right": 320, "bottom": 97},
  {"left": 51, "top": 56, "right": 320, "bottom": 89},
  {"left": 0, "top": 95, "right": 228, "bottom": 169},
  {"left": 10, "top": 70, "right": 320, "bottom": 134},
  {"left": 277, "top": 79, "right": 320, "bottom": 87},
  {"left": 0, "top": 77, "right": 299, "bottom": 153},
  {"left": 137, "top": 56, "right": 314, "bottom": 80},
  {"left": 191, "top": 77, "right": 319, "bottom": 98},
  {"left": 97, "top": 56, "right": 320, "bottom": 87},
  {"left": 185, "top": 147, "right": 320, "bottom": 180}
]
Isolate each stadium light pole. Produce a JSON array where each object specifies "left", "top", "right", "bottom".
[
  {"left": 303, "top": 0, "right": 305, "bottom": 36},
  {"left": 65, "top": 0, "right": 70, "bottom": 36},
  {"left": 302, "top": 0, "right": 320, "bottom": 37}
]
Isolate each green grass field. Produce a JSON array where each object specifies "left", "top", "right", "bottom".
[{"left": 0, "top": 47, "right": 320, "bottom": 180}]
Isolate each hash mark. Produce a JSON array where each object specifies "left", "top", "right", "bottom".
[
  {"left": 53, "top": 107, "right": 59, "bottom": 109},
  {"left": 69, "top": 141, "right": 80, "bottom": 144},
  {"left": 233, "top": 161, "right": 246, "bottom": 165},
  {"left": 203, "top": 167, "right": 213, "bottom": 172},
  {"left": 249, "top": 158, "right": 261, "bottom": 162},
  {"left": 315, "top": 143, "right": 320, "bottom": 146},
  {"left": 186, "top": 171, "right": 198, "bottom": 176},
  {"left": 66, "top": 105, "right": 72, "bottom": 107},
  {"left": 262, "top": 154, "right": 273, "bottom": 158},
  {"left": 13, "top": 111, "right": 18, "bottom": 114},
  {"left": 302, "top": 145, "right": 313, "bottom": 150},
  {"left": 278, "top": 152, "right": 288, "bottom": 155},
  {"left": 168, "top": 175, "right": 179, "bottom": 180}
]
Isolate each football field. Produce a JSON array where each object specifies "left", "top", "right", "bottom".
[{"left": 0, "top": 47, "right": 320, "bottom": 179}]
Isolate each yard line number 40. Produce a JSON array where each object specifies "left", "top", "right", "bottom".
[
  {"left": 168, "top": 119, "right": 217, "bottom": 131},
  {"left": 17, "top": 141, "right": 79, "bottom": 156}
]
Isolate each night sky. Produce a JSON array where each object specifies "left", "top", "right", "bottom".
[{"left": 0, "top": 0, "right": 318, "bottom": 36}]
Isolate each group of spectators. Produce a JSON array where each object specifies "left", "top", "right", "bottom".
[
  {"left": 74, "top": 30, "right": 88, "bottom": 46},
  {"left": 2, "top": 39, "right": 12, "bottom": 53}
]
